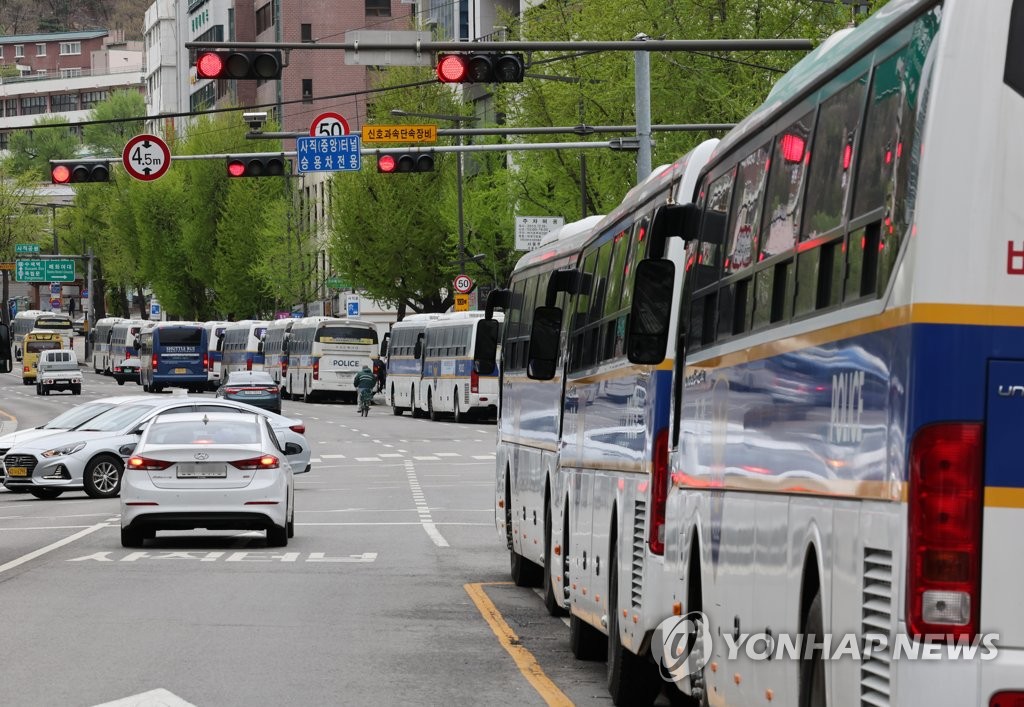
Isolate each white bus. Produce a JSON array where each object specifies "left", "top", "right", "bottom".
[
  {"left": 90, "top": 317, "right": 124, "bottom": 374},
  {"left": 476, "top": 139, "right": 718, "bottom": 705},
  {"left": 262, "top": 318, "right": 296, "bottom": 388},
  {"left": 109, "top": 319, "right": 145, "bottom": 380},
  {"left": 645, "top": 3, "right": 1024, "bottom": 706},
  {"left": 12, "top": 311, "right": 73, "bottom": 359},
  {"left": 386, "top": 313, "right": 443, "bottom": 416},
  {"left": 415, "top": 311, "right": 504, "bottom": 423},
  {"left": 12, "top": 310, "right": 46, "bottom": 360},
  {"left": 285, "top": 317, "right": 380, "bottom": 403},
  {"left": 202, "top": 321, "right": 230, "bottom": 389},
  {"left": 219, "top": 320, "right": 269, "bottom": 378}
]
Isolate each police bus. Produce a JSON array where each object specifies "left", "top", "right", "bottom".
[
  {"left": 202, "top": 321, "right": 230, "bottom": 389},
  {"left": 138, "top": 321, "right": 209, "bottom": 393},
  {"left": 285, "top": 317, "right": 380, "bottom": 403},
  {"left": 219, "top": 320, "right": 269, "bottom": 378},
  {"left": 262, "top": 318, "right": 295, "bottom": 389},
  {"left": 91, "top": 317, "right": 124, "bottom": 374},
  {"left": 386, "top": 313, "right": 443, "bottom": 416}
]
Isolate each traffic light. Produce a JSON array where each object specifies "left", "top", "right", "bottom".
[
  {"left": 226, "top": 156, "right": 290, "bottom": 178},
  {"left": 377, "top": 153, "right": 435, "bottom": 173},
  {"left": 195, "top": 50, "right": 283, "bottom": 80},
  {"left": 436, "top": 53, "right": 525, "bottom": 84},
  {"left": 51, "top": 162, "right": 110, "bottom": 184}
]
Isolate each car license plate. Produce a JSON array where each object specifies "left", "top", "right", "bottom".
[
  {"left": 173, "top": 368, "right": 188, "bottom": 374},
  {"left": 6, "top": 466, "right": 27, "bottom": 477},
  {"left": 177, "top": 464, "right": 227, "bottom": 479}
]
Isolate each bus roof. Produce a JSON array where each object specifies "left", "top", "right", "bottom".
[{"left": 513, "top": 215, "right": 606, "bottom": 275}]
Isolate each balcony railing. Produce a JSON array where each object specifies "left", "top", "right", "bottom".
[{"left": 0, "top": 64, "right": 144, "bottom": 85}]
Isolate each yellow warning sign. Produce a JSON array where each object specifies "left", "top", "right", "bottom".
[
  {"left": 454, "top": 293, "right": 470, "bottom": 312},
  {"left": 362, "top": 124, "right": 438, "bottom": 144}
]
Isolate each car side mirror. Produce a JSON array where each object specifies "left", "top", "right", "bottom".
[
  {"left": 119, "top": 444, "right": 137, "bottom": 456},
  {"left": 527, "top": 306, "right": 563, "bottom": 381},
  {"left": 627, "top": 259, "right": 675, "bottom": 365},
  {"left": 284, "top": 442, "right": 302, "bottom": 456},
  {"left": 130, "top": 427, "right": 145, "bottom": 436},
  {"left": 473, "top": 319, "right": 500, "bottom": 375}
]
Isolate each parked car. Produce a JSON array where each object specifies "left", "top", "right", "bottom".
[
  {"left": 1, "top": 394, "right": 311, "bottom": 500},
  {"left": 111, "top": 357, "right": 141, "bottom": 386},
  {"left": 35, "top": 349, "right": 82, "bottom": 396},
  {"left": 120, "top": 411, "right": 295, "bottom": 547},
  {"left": 216, "top": 371, "right": 282, "bottom": 415}
]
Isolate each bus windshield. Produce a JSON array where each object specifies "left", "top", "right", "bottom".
[{"left": 318, "top": 326, "right": 378, "bottom": 345}]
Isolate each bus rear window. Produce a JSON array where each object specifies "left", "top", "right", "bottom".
[
  {"left": 158, "top": 328, "right": 203, "bottom": 346},
  {"left": 27, "top": 341, "right": 62, "bottom": 353},
  {"left": 317, "top": 326, "right": 378, "bottom": 344},
  {"left": 35, "top": 318, "right": 72, "bottom": 330}
]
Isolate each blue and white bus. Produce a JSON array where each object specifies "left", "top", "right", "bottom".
[
  {"left": 285, "top": 317, "right": 380, "bottom": 403},
  {"left": 476, "top": 139, "right": 718, "bottom": 704},
  {"left": 138, "top": 322, "right": 210, "bottom": 393},
  {"left": 219, "top": 320, "right": 269, "bottom": 378},
  {"left": 262, "top": 318, "right": 295, "bottom": 388},
  {"left": 202, "top": 321, "right": 230, "bottom": 389},
  {"left": 415, "top": 311, "right": 504, "bottom": 423},
  {"left": 91, "top": 317, "right": 124, "bottom": 374},
  {"left": 386, "top": 313, "right": 443, "bottom": 416}
]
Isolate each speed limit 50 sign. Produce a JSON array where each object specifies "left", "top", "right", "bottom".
[
  {"left": 310, "top": 112, "right": 351, "bottom": 137},
  {"left": 453, "top": 274, "right": 474, "bottom": 294}
]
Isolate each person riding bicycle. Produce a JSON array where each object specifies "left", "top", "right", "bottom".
[{"left": 353, "top": 365, "right": 377, "bottom": 410}]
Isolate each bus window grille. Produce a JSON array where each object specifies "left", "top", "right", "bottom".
[
  {"left": 861, "top": 548, "right": 893, "bottom": 707},
  {"left": 631, "top": 499, "right": 646, "bottom": 608},
  {"left": 464, "top": 386, "right": 470, "bottom": 404}
]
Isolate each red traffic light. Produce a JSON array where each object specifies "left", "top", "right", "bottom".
[
  {"left": 377, "top": 153, "right": 435, "bottom": 173},
  {"left": 195, "top": 51, "right": 282, "bottom": 80},
  {"left": 225, "top": 156, "right": 289, "bottom": 177},
  {"left": 51, "top": 165, "right": 71, "bottom": 184},
  {"left": 436, "top": 54, "right": 469, "bottom": 83},
  {"left": 377, "top": 155, "right": 397, "bottom": 173},
  {"left": 196, "top": 51, "right": 225, "bottom": 79},
  {"left": 227, "top": 160, "right": 247, "bottom": 177}
]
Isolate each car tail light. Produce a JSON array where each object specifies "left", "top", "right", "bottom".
[
  {"left": 128, "top": 456, "right": 173, "bottom": 471},
  {"left": 648, "top": 428, "right": 669, "bottom": 555},
  {"left": 313, "top": 358, "right": 319, "bottom": 381},
  {"left": 224, "top": 387, "right": 242, "bottom": 394},
  {"left": 267, "top": 387, "right": 279, "bottom": 395},
  {"left": 152, "top": 354, "right": 159, "bottom": 369},
  {"left": 114, "top": 366, "right": 122, "bottom": 373},
  {"left": 991, "top": 692, "right": 1024, "bottom": 707},
  {"left": 470, "top": 369, "right": 479, "bottom": 393},
  {"left": 908, "top": 422, "right": 983, "bottom": 641},
  {"left": 289, "top": 424, "right": 305, "bottom": 434},
  {"left": 230, "top": 454, "right": 279, "bottom": 470}
]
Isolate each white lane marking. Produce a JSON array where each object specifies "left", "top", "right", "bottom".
[
  {"left": 361, "top": 433, "right": 370, "bottom": 437},
  {"left": 414, "top": 456, "right": 440, "bottom": 461},
  {"left": 436, "top": 452, "right": 461, "bottom": 457},
  {"left": 0, "top": 521, "right": 109, "bottom": 576},
  {"left": 309, "top": 458, "right": 322, "bottom": 463},
  {"left": 404, "top": 459, "right": 449, "bottom": 548},
  {"left": 356, "top": 456, "right": 382, "bottom": 462},
  {"left": 94, "top": 688, "right": 197, "bottom": 707},
  {"left": 397, "top": 449, "right": 408, "bottom": 453},
  {"left": 300, "top": 522, "right": 488, "bottom": 526},
  {"left": 383, "top": 444, "right": 394, "bottom": 448},
  {"left": 0, "top": 525, "right": 94, "bottom": 531},
  {"left": 473, "top": 455, "right": 497, "bottom": 460},
  {"left": 321, "top": 454, "right": 347, "bottom": 459},
  {"left": 379, "top": 453, "right": 403, "bottom": 458},
  {"left": 475, "top": 429, "right": 490, "bottom": 434}
]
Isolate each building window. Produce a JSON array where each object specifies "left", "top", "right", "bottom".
[
  {"left": 4, "top": 98, "right": 16, "bottom": 117},
  {"left": 20, "top": 95, "right": 47, "bottom": 115},
  {"left": 81, "top": 91, "right": 109, "bottom": 109},
  {"left": 51, "top": 93, "right": 78, "bottom": 112},
  {"left": 190, "top": 82, "right": 215, "bottom": 112},
  {"left": 255, "top": 2, "right": 275, "bottom": 34},
  {"left": 301, "top": 23, "right": 312, "bottom": 42},
  {"left": 59, "top": 68, "right": 82, "bottom": 78},
  {"left": 365, "top": 0, "right": 391, "bottom": 16},
  {"left": 14, "top": 45, "right": 24, "bottom": 58},
  {"left": 59, "top": 42, "right": 81, "bottom": 55},
  {"left": 35, "top": 43, "right": 46, "bottom": 56},
  {"left": 0, "top": 131, "right": 8, "bottom": 151},
  {"left": 0, "top": 47, "right": 4, "bottom": 59},
  {"left": 302, "top": 79, "right": 313, "bottom": 103},
  {"left": 36, "top": 69, "right": 47, "bottom": 76}
]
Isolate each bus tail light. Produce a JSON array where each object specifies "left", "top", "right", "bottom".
[
  {"left": 648, "top": 428, "right": 669, "bottom": 555},
  {"left": 991, "top": 692, "right": 1024, "bottom": 707},
  {"left": 152, "top": 354, "right": 159, "bottom": 370},
  {"left": 470, "top": 369, "right": 479, "bottom": 393},
  {"left": 203, "top": 353, "right": 210, "bottom": 371},
  {"left": 313, "top": 358, "right": 320, "bottom": 381},
  {"left": 246, "top": 356, "right": 253, "bottom": 371},
  {"left": 281, "top": 359, "right": 288, "bottom": 377},
  {"left": 908, "top": 422, "right": 983, "bottom": 641}
]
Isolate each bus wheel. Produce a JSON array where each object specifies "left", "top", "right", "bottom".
[
  {"left": 428, "top": 390, "right": 441, "bottom": 422},
  {"left": 453, "top": 393, "right": 469, "bottom": 424},
  {"left": 542, "top": 500, "right": 565, "bottom": 616},
  {"left": 303, "top": 383, "right": 312, "bottom": 404},
  {"left": 800, "top": 591, "right": 826, "bottom": 707},
  {"left": 411, "top": 387, "right": 424, "bottom": 419},
  {"left": 607, "top": 533, "right": 660, "bottom": 705},
  {"left": 391, "top": 386, "right": 403, "bottom": 416}
]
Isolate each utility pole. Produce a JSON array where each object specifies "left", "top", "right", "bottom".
[
  {"left": 634, "top": 33, "right": 652, "bottom": 182},
  {"left": 85, "top": 248, "right": 94, "bottom": 360}
]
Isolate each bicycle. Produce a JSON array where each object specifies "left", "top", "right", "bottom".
[{"left": 358, "top": 389, "right": 373, "bottom": 417}]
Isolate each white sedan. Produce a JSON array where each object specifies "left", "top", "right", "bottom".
[{"left": 120, "top": 412, "right": 295, "bottom": 548}]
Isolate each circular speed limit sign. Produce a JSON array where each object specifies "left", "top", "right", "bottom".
[
  {"left": 122, "top": 134, "right": 171, "bottom": 182},
  {"left": 453, "top": 274, "right": 474, "bottom": 294},
  {"left": 310, "top": 112, "right": 351, "bottom": 137}
]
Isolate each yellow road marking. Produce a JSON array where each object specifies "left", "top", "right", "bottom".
[
  {"left": 0, "top": 407, "right": 16, "bottom": 423},
  {"left": 465, "top": 582, "right": 573, "bottom": 707}
]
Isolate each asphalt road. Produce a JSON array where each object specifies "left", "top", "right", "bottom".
[{"left": 0, "top": 367, "right": 613, "bottom": 707}]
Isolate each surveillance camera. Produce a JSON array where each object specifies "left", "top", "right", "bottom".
[{"left": 243, "top": 111, "right": 268, "bottom": 131}]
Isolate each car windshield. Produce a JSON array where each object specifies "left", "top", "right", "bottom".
[
  {"left": 77, "top": 404, "right": 157, "bottom": 432},
  {"left": 226, "top": 372, "right": 275, "bottom": 386},
  {"left": 147, "top": 419, "right": 261, "bottom": 445},
  {"left": 41, "top": 402, "right": 115, "bottom": 430}
]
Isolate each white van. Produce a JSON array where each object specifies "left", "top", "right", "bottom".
[{"left": 36, "top": 349, "right": 82, "bottom": 396}]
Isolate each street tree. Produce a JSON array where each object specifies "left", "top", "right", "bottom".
[
  {"left": 0, "top": 169, "right": 47, "bottom": 325},
  {"left": 3, "top": 116, "right": 79, "bottom": 178},
  {"left": 82, "top": 89, "right": 148, "bottom": 157}
]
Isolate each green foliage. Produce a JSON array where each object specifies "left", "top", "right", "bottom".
[
  {"left": 3, "top": 116, "right": 80, "bottom": 178},
  {"left": 82, "top": 89, "right": 147, "bottom": 157}
]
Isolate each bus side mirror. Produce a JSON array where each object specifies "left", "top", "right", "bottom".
[
  {"left": 627, "top": 259, "right": 675, "bottom": 365},
  {"left": 216, "top": 338, "right": 224, "bottom": 352},
  {"left": 527, "top": 306, "right": 563, "bottom": 381},
  {"left": 380, "top": 333, "right": 390, "bottom": 358},
  {"left": 0, "top": 323, "right": 10, "bottom": 373},
  {"left": 473, "top": 319, "right": 500, "bottom": 375},
  {"left": 414, "top": 335, "right": 423, "bottom": 360},
  {"left": 257, "top": 340, "right": 265, "bottom": 355}
]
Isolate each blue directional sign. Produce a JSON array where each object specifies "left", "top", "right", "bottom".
[
  {"left": 347, "top": 294, "right": 360, "bottom": 317},
  {"left": 296, "top": 135, "right": 361, "bottom": 173},
  {"left": 150, "top": 302, "right": 161, "bottom": 316}
]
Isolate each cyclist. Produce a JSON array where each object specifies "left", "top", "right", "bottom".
[{"left": 353, "top": 365, "right": 377, "bottom": 414}]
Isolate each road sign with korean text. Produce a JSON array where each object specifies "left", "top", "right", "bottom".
[
  {"left": 362, "top": 125, "right": 437, "bottom": 144},
  {"left": 15, "top": 243, "right": 39, "bottom": 254},
  {"left": 454, "top": 293, "right": 470, "bottom": 312},
  {"left": 15, "top": 258, "right": 75, "bottom": 282},
  {"left": 296, "top": 136, "right": 362, "bottom": 173}
]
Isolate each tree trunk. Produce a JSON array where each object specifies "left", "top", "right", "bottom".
[
  {"left": 136, "top": 285, "right": 148, "bottom": 320},
  {"left": 1, "top": 270, "right": 9, "bottom": 326}
]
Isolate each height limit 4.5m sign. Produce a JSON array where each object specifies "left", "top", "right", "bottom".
[{"left": 122, "top": 134, "right": 171, "bottom": 182}]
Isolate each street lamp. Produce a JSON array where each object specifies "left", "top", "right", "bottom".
[{"left": 390, "top": 109, "right": 480, "bottom": 273}]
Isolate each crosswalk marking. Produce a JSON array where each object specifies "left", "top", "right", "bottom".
[
  {"left": 473, "top": 455, "right": 496, "bottom": 460},
  {"left": 414, "top": 456, "right": 441, "bottom": 461},
  {"left": 356, "top": 456, "right": 382, "bottom": 462},
  {"left": 321, "top": 454, "right": 346, "bottom": 459},
  {"left": 436, "top": 452, "right": 461, "bottom": 457}
]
